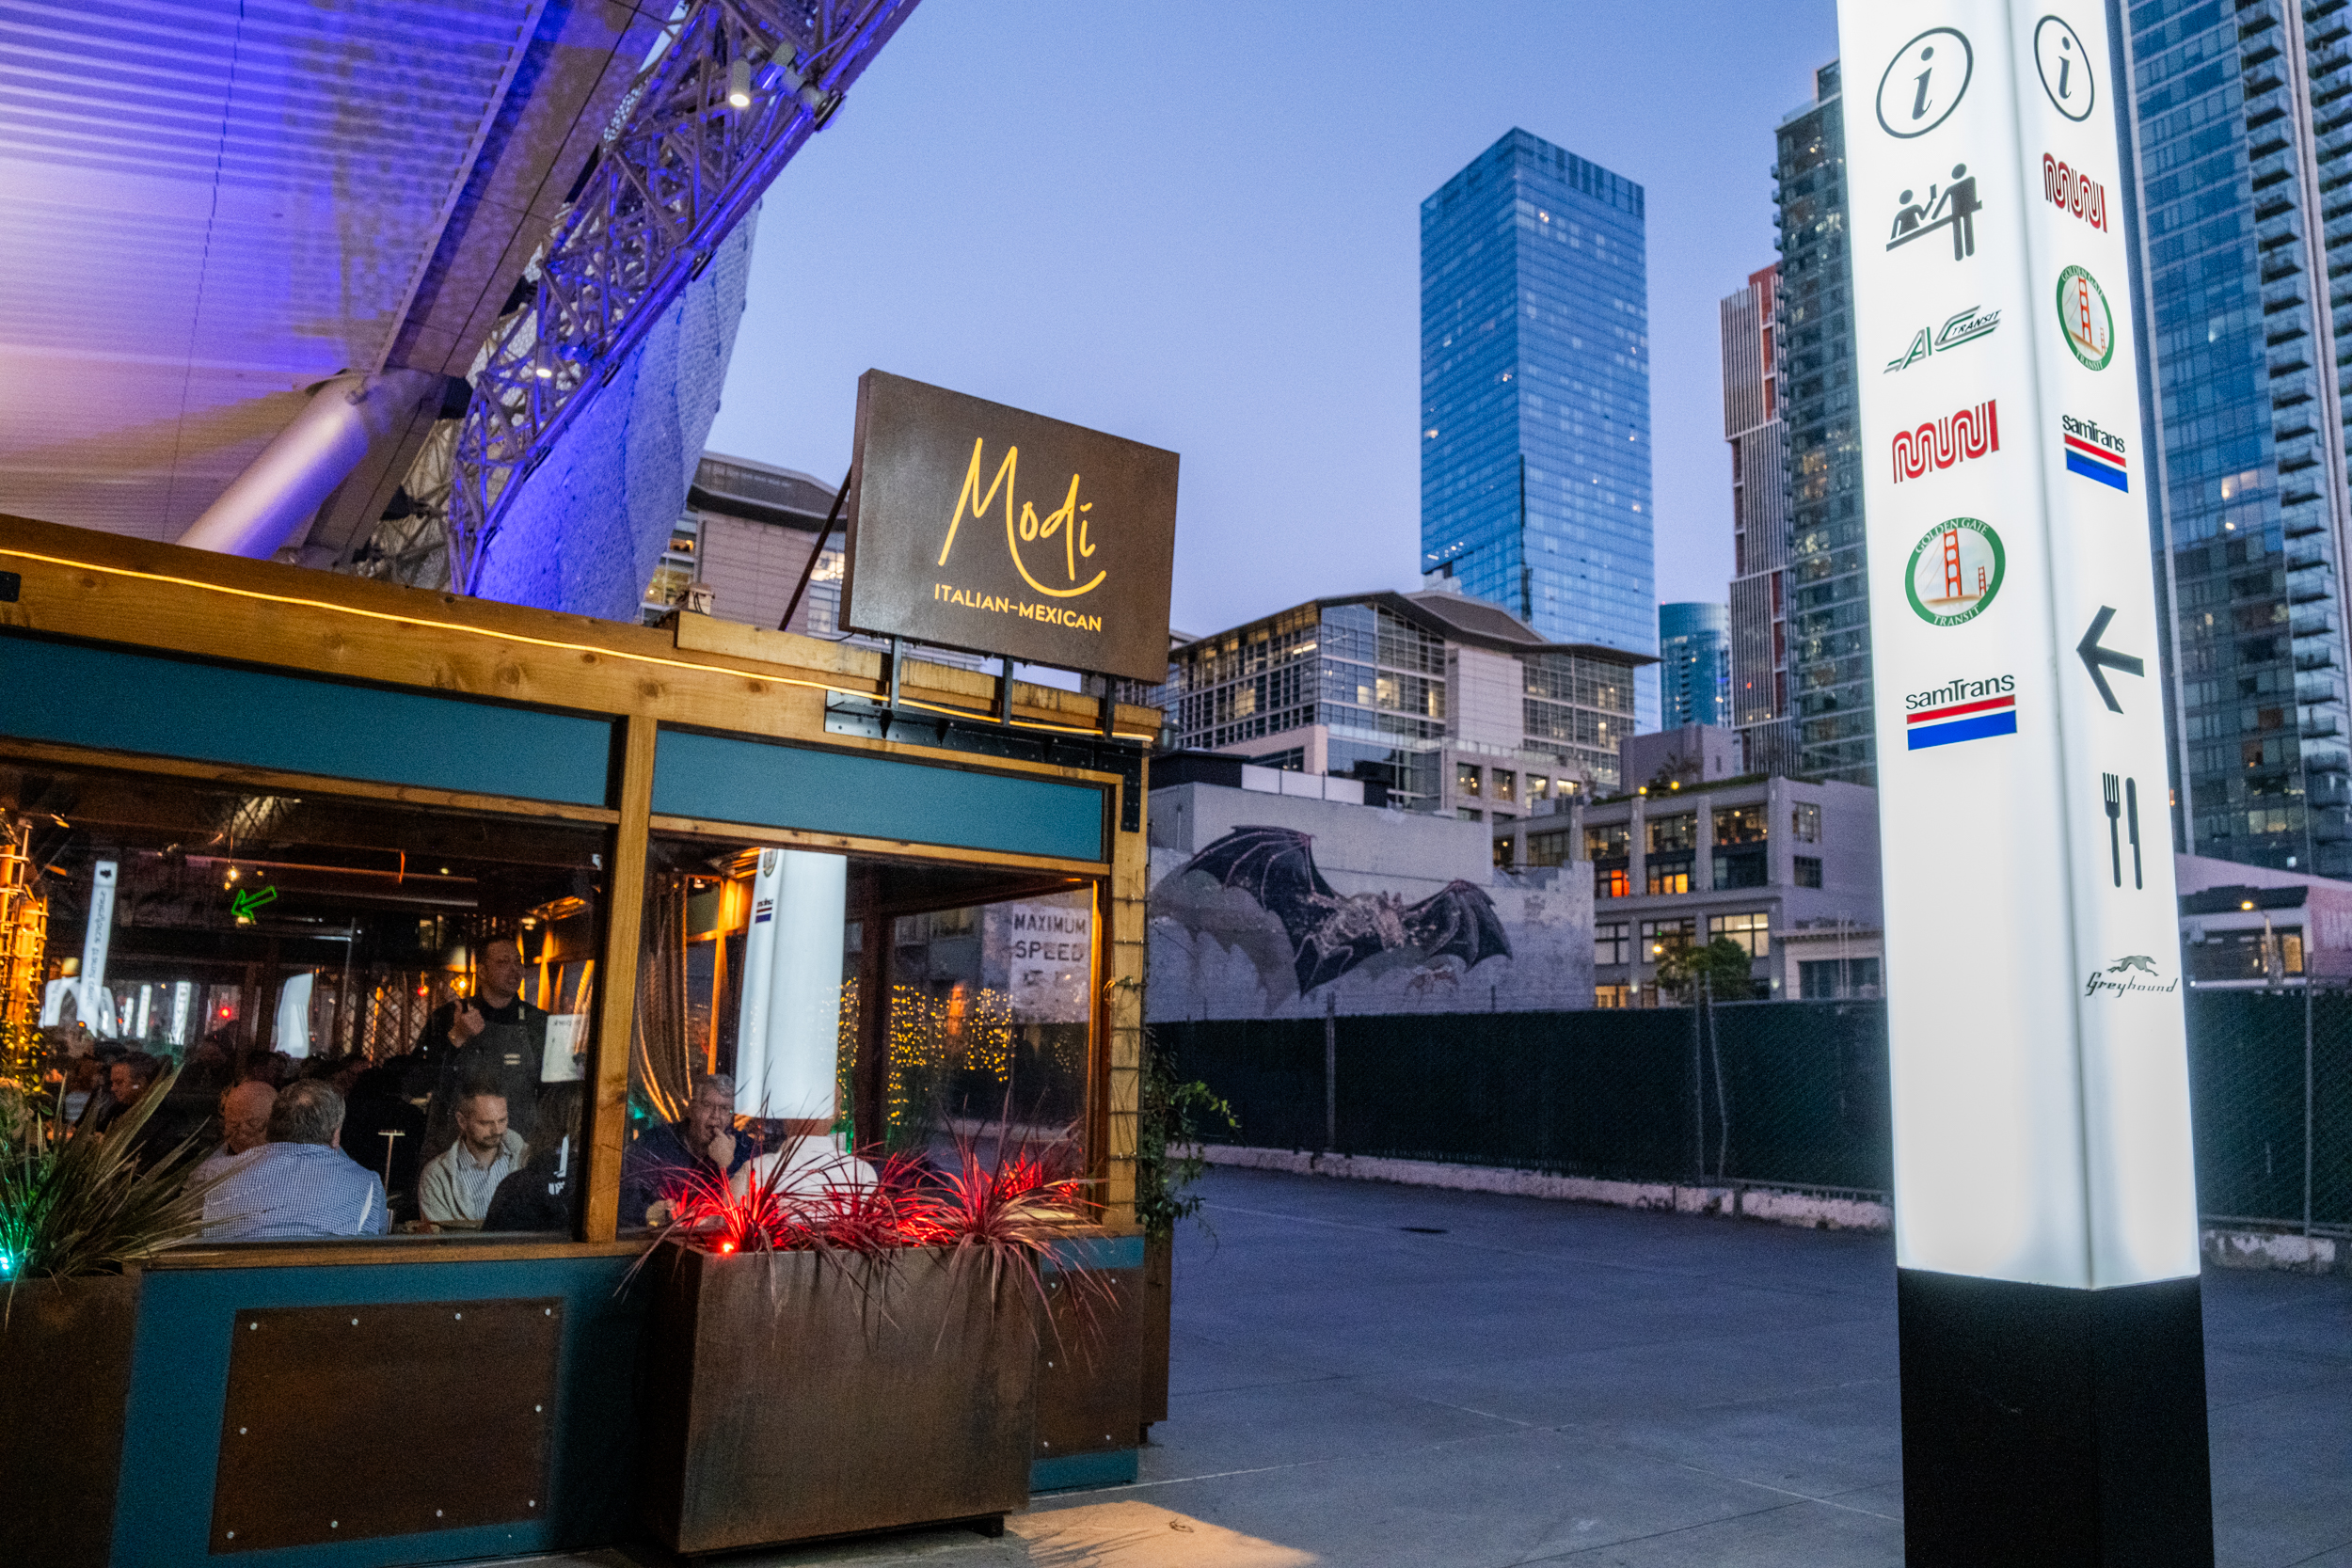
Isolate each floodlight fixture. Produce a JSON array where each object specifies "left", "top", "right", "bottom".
[{"left": 726, "top": 55, "right": 753, "bottom": 108}]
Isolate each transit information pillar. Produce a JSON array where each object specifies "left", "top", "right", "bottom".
[{"left": 1835, "top": 1, "right": 2214, "bottom": 1560}]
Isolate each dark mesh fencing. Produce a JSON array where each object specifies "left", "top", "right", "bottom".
[
  {"left": 1159, "top": 993, "right": 2352, "bottom": 1227},
  {"left": 2185, "top": 989, "right": 2352, "bottom": 1229},
  {"left": 1155, "top": 1001, "right": 1893, "bottom": 1195}
]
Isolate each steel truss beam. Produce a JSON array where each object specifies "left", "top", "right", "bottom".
[{"left": 445, "top": 0, "right": 921, "bottom": 593}]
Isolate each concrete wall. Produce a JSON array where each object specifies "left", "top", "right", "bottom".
[
  {"left": 1620, "top": 723, "right": 1740, "bottom": 788},
  {"left": 1146, "top": 782, "right": 1594, "bottom": 1020}
]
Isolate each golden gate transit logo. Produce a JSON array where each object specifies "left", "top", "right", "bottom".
[{"left": 932, "top": 436, "right": 1107, "bottom": 627}]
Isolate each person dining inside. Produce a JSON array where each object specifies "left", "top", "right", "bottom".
[
  {"left": 619, "top": 1072, "right": 753, "bottom": 1227},
  {"left": 416, "top": 1084, "right": 526, "bottom": 1230}
]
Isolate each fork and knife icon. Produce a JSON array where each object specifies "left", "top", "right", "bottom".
[{"left": 2102, "top": 773, "right": 2141, "bottom": 890}]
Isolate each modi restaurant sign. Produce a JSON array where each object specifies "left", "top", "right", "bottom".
[{"left": 841, "top": 371, "right": 1179, "bottom": 682}]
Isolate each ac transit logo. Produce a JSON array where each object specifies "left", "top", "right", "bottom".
[
  {"left": 1904, "top": 517, "right": 2006, "bottom": 626},
  {"left": 2084, "top": 955, "right": 2177, "bottom": 999},
  {"left": 2042, "top": 153, "right": 2109, "bottom": 231},
  {"left": 1892, "top": 399, "right": 2000, "bottom": 483},
  {"left": 2060, "top": 412, "right": 2128, "bottom": 491},
  {"left": 2056, "top": 265, "right": 2115, "bottom": 370},
  {"left": 1884, "top": 304, "right": 1999, "bottom": 373},
  {"left": 1887, "top": 165, "right": 1982, "bottom": 262}
]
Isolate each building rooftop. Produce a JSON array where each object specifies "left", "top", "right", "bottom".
[{"left": 1174, "top": 588, "right": 1656, "bottom": 668}]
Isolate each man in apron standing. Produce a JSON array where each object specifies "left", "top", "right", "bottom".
[{"left": 418, "top": 935, "right": 548, "bottom": 1161}]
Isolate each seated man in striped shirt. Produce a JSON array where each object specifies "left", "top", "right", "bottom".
[{"left": 201, "top": 1080, "right": 390, "bottom": 1242}]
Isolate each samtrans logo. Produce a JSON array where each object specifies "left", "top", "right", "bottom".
[{"left": 1904, "top": 672, "right": 2015, "bottom": 711}]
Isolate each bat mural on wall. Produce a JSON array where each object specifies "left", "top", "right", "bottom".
[{"left": 1170, "top": 826, "right": 1512, "bottom": 995}]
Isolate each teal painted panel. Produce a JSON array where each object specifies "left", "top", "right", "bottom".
[
  {"left": 653, "top": 728, "right": 1105, "bottom": 863},
  {"left": 113, "top": 1256, "right": 644, "bottom": 1568},
  {"left": 0, "top": 635, "right": 612, "bottom": 807},
  {"left": 1031, "top": 1449, "right": 1139, "bottom": 1492}
]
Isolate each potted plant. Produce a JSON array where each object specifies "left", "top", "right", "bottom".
[
  {"left": 0, "top": 1059, "right": 216, "bottom": 1568},
  {"left": 634, "top": 1143, "right": 1099, "bottom": 1554},
  {"left": 1132, "top": 1032, "right": 1236, "bottom": 1432}
]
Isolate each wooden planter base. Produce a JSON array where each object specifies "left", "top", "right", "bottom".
[
  {"left": 638, "top": 1243, "right": 1039, "bottom": 1555},
  {"left": 0, "top": 1273, "right": 140, "bottom": 1568}
]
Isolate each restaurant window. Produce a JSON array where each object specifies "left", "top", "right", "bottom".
[
  {"left": 1457, "top": 763, "right": 1483, "bottom": 798},
  {"left": 5, "top": 760, "right": 606, "bottom": 1242},
  {"left": 1494, "top": 769, "right": 1518, "bottom": 803},
  {"left": 1792, "top": 801, "right": 1820, "bottom": 843},
  {"left": 1647, "top": 813, "right": 1696, "bottom": 853},
  {"left": 1708, "top": 911, "right": 1771, "bottom": 958},
  {"left": 1527, "top": 828, "right": 1574, "bottom": 867},
  {"left": 627, "top": 837, "right": 1095, "bottom": 1232},
  {"left": 1594, "top": 922, "right": 1629, "bottom": 966},
  {"left": 1794, "top": 856, "right": 1823, "bottom": 888}
]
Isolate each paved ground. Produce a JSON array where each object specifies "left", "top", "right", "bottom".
[{"left": 526, "top": 1167, "right": 2352, "bottom": 1567}]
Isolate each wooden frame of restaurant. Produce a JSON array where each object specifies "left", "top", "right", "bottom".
[{"left": 0, "top": 512, "right": 1156, "bottom": 1566}]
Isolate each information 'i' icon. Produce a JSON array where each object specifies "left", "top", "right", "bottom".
[{"left": 1875, "top": 28, "right": 1974, "bottom": 139}]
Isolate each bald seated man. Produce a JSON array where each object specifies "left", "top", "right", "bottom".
[{"left": 190, "top": 1080, "right": 278, "bottom": 1187}]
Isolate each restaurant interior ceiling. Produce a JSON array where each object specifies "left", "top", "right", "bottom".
[{"left": 0, "top": 1, "right": 663, "bottom": 557}]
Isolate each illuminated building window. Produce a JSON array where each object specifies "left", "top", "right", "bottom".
[{"left": 1708, "top": 911, "right": 1771, "bottom": 958}]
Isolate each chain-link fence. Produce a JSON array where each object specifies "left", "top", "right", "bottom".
[{"left": 1160, "top": 993, "right": 2352, "bottom": 1230}]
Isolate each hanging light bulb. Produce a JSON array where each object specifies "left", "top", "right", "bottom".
[{"left": 726, "top": 55, "right": 752, "bottom": 109}]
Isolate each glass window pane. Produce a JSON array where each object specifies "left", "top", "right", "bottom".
[
  {"left": 626, "top": 836, "right": 1096, "bottom": 1231},
  {"left": 4, "top": 760, "right": 606, "bottom": 1242}
]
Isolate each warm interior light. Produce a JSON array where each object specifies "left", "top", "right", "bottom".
[
  {"left": 2241, "top": 900, "right": 2256, "bottom": 911},
  {"left": 726, "top": 55, "right": 752, "bottom": 108}
]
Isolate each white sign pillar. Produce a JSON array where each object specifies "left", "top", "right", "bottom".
[{"left": 1836, "top": 2, "right": 2212, "bottom": 1560}]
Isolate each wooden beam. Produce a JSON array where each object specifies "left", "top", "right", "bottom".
[{"left": 582, "top": 714, "right": 656, "bottom": 1242}]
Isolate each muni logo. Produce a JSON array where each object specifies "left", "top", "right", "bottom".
[
  {"left": 1892, "top": 399, "right": 1999, "bottom": 483},
  {"left": 1904, "top": 672, "right": 2016, "bottom": 751},
  {"left": 2060, "top": 413, "right": 2127, "bottom": 491}
]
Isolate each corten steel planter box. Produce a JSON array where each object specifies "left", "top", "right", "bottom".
[
  {"left": 638, "top": 1243, "right": 1040, "bottom": 1554},
  {"left": 1140, "top": 1230, "right": 1172, "bottom": 1430},
  {"left": 0, "top": 1272, "right": 140, "bottom": 1568}
]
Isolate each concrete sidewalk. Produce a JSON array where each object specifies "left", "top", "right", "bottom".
[{"left": 522, "top": 1167, "right": 2352, "bottom": 1567}]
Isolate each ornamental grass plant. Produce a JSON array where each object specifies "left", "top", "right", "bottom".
[{"left": 0, "top": 1063, "right": 218, "bottom": 1302}]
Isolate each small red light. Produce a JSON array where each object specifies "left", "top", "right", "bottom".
[{"left": 719, "top": 1241, "right": 737, "bottom": 1255}]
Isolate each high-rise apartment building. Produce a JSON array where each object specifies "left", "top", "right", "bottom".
[
  {"left": 1721, "top": 263, "right": 1795, "bottom": 772},
  {"left": 1420, "top": 128, "right": 1658, "bottom": 728},
  {"left": 2125, "top": 2, "right": 2352, "bottom": 875},
  {"left": 1774, "top": 63, "right": 1874, "bottom": 784},
  {"left": 1659, "top": 602, "right": 1730, "bottom": 729}
]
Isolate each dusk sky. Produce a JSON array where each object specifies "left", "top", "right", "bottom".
[{"left": 706, "top": 0, "right": 1842, "bottom": 641}]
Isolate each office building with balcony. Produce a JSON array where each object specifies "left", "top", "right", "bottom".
[
  {"left": 1774, "top": 62, "right": 1874, "bottom": 784},
  {"left": 1151, "top": 586, "right": 1648, "bottom": 818},
  {"left": 2124, "top": 3, "right": 2352, "bottom": 875},
  {"left": 1420, "top": 128, "right": 1659, "bottom": 728},
  {"left": 1721, "top": 262, "right": 1797, "bottom": 774}
]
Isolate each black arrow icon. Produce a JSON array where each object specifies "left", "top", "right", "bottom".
[{"left": 2076, "top": 606, "right": 2145, "bottom": 712}]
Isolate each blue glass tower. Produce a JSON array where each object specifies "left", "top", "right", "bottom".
[
  {"left": 1659, "top": 601, "right": 1730, "bottom": 729},
  {"left": 2126, "top": 3, "right": 2352, "bottom": 875},
  {"left": 1421, "top": 129, "right": 1657, "bottom": 728}
]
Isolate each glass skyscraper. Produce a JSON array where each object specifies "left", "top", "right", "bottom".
[
  {"left": 1773, "top": 63, "right": 1873, "bottom": 785},
  {"left": 2126, "top": 2, "right": 2352, "bottom": 875},
  {"left": 1420, "top": 129, "right": 1658, "bottom": 729},
  {"left": 1659, "top": 601, "right": 1730, "bottom": 729}
]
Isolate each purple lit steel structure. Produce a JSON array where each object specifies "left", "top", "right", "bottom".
[{"left": 446, "top": 0, "right": 921, "bottom": 594}]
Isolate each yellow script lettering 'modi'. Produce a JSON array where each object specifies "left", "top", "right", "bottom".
[{"left": 934, "top": 436, "right": 1108, "bottom": 598}]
